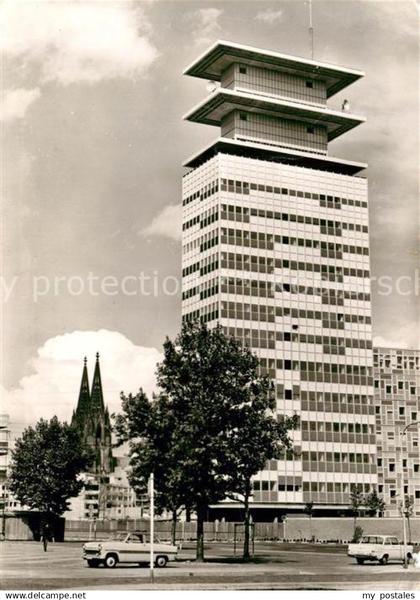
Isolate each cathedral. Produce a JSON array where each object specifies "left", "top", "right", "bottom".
[
  {"left": 71, "top": 354, "right": 114, "bottom": 478},
  {"left": 67, "top": 355, "right": 139, "bottom": 520}
]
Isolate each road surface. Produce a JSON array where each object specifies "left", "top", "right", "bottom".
[{"left": 1, "top": 541, "right": 419, "bottom": 590}]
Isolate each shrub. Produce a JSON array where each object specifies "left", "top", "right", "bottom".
[{"left": 351, "top": 526, "right": 363, "bottom": 543}]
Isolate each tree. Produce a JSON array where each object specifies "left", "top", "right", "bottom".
[
  {"left": 303, "top": 501, "right": 315, "bottom": 541},
  {"left": 349, "top": 485, "right": 364, "bottom": 531},
  {"left": 223, "top": 392, "right": 298, "bottom": 560},
  {"left": 402, "top": 495, "right": 414, "bottom": 544},
  {"left": 9, "top": 417, "right": 92, "bottom": 550},
  {"left": 116, "top": 321, "right": 297, "bottom": 562},
  {"left": 364, "top": 488, "right": 385, "bottom": 517},
  {"left": 114, "top": 390, "right": 187, "bottom": 544}
]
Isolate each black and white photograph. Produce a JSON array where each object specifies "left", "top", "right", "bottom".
[{"left": 1, "top": 0, "right": 419, "bottom": 594}]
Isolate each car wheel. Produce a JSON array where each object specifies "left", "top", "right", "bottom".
[
  {"left": 104, "top": 554, "right": 118, "bottom": 568},
  {"left": 356, "top": 558, "right": 365, "bottom": 565},
  {"left": 87, "top": 559, "right": 99, "bottom": 568},
  {"left": 155, "top": 555, "right": 168, "bottom": 568},
  {"left": 379, "top": 554, "right": 388, "bottom": 565}
]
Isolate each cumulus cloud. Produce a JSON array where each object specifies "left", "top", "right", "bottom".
[
  {"left": 256, "top": 9, "right": 284, "bottom": 24},
  {"left": 192, "top": 8, "right": 223, "bottom": 46},
  {"left": 373, "top": 321, "right": 420, "bottom": 351},
  {"left": 0, "top": 88, "right": 41, "bottom": 122},
  {"left": 139, "top": 204, "right": 182, "bottom": 241},
  {"left": 0, "top": 0, "right": 158, "bottom": 85},
  {"left": 1, "top": 330, "right": 162, "bottom": 430}
]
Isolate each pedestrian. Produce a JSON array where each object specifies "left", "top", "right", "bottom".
[{"left": 41, "top": 522, "right": 50, "bottom": 552}]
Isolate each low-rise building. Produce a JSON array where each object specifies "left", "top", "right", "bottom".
[{"left": 374, "top": 347, "right": 420, "bottom": 517}]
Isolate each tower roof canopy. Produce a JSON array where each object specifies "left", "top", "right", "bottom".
[
  {"left": 183, "top": 137, "right": 367, "bottom": 175},
  {"left": 183, "top": 40, "right": 364, "bottom": 98},
  {"left": 183, "top": 89, "right": 365, "bottom": 141}
]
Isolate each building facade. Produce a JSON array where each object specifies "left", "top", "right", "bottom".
[
  {"left": 374, "top": 347, "right": 420, "bottom": 517},
  {"left": 0, "top": 414, "right": 10, "bottom": 524},
  {"left": 182, "top": 41, "right": 376, "bottom": 517}
]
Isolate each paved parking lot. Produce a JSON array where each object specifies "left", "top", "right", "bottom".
[{"left": 1, "top": 541, "right": 419, "bottom": 590}]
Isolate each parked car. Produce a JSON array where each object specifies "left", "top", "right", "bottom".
[
  {"left": 348, "top": 535, "right": 413, "bottom": 565},
  {"left": 82, "top": 531, "right": 179, "bottom": 568}
]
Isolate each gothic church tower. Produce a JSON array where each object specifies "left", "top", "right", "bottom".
[{"left": 72, "top": 354, "right": 114, "bottom": 478}]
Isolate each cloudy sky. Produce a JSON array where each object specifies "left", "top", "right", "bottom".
[{"left": 1, "top": 0, "right": 418, "bottom": 426}]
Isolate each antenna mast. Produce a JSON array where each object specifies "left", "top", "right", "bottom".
[{"left": 309, "top": 0, "right": 314, "bottom": 59}]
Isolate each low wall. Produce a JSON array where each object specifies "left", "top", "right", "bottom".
[
  {"left": 284, "top": 517, "right": 420, "bottom": 543},
  {"left": 4, "top": 514, "right": 65, "bottom": 541},
  {"left": 62, "top": 517, "right": 420, "bottom": 544}
]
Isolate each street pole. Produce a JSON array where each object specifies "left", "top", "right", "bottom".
[
  {"left": 149, "top": 473, "right": 154, "bottom": 583},
  {"left": 1, "top": 490, "right": 6, "bottom": 540},
  {"left": 400, "top": 421, "right": 420, "bottom": 569}
]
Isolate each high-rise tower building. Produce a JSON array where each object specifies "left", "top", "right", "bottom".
[{"left": 182, "top": 41, "right": 376, "bottom": 518}]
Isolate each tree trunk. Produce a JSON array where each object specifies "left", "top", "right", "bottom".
[
  {"left": 407, "top": 516, "right": 412, "bottom": 544},
  {"left": 243, "top": 481, "right": 251, "bottom": 561},
  {"left": 196, "top": 504, "right": 206, "bottom": 562},
  {"left": 171, "top": 509, "right": 177, "bottom": 546}
]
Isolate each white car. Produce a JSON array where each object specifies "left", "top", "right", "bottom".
[
  {"left": 348, "top": 535, "right": 413, "bottom": 565},
  {"left": 82, "top": 531, "right": 179, "bottom": 568}
]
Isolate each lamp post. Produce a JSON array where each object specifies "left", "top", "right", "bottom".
[{"left": 400, "top": 421, "right": 420, "bottom": 569}]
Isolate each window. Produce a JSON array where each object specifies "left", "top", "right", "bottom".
[
  {"left": 389, "top": 463, "right": 395, "bottom": 472},
  {"left": 306, "top": 81, "right": 313, "bottom": 88},
  {"left": 307, "top": 126, "right": 315, "bottom": 134},
  {"left": 239, "top": 112, "right": 247, "bottom": 121},
  {"left": 410, "top": 386, "right": 416, "bottom": 395},
  {"left": 399, "top": 407, "right": 405, "bottom": 416},
  {"left": 386, "top": 385, "right": 392, "bottom": 393},
  {"left": 390, "top": 489, "right": 396, "bottom": 498},
  {"left": 285, "top": 389, "right": 292, "bottom": 400},
  {"left": 377, "top": 458, "right": 382, "bottom": 467},
  {"left": 414, "top": 464, "right": 419, "bottom": 473},
  {"left": 239, "top": 66, "right": 247, "bottom": 74},
  {"left": 412, "top": 412, "right": 417, "bottom": 421}
]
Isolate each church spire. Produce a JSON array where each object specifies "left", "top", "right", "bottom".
[
  {"left": 72, "top": 356, "right": 90, "bottom": 426},
  {"left": 90, "top": 352, "right": 105, "bottom": 412}
]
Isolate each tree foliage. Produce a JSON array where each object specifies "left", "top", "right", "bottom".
[
  {"left": 349, "top": 485, "right": 364, "bottom": 528},
  {"left": 364, "top": 488, "right": 385, "bottom": 516},
  {"left": 114, "top": 390, "right": 186, "bottom": 523},
  {"left": 9, "top": 417, "right": 92, "bottom": 517},
  {"left": 220, "top": 374, "right": 298, "bottom": 558},
  {"left": 115, "top": 321, "right": 297, "bottom": 561}
]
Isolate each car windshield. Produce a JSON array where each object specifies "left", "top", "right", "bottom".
[
  {"left": 360, "top": 536, "right": 379, "bottom": 544},
  {"left": 107, "top": 532, "right": 128, "bottom": 541}
]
